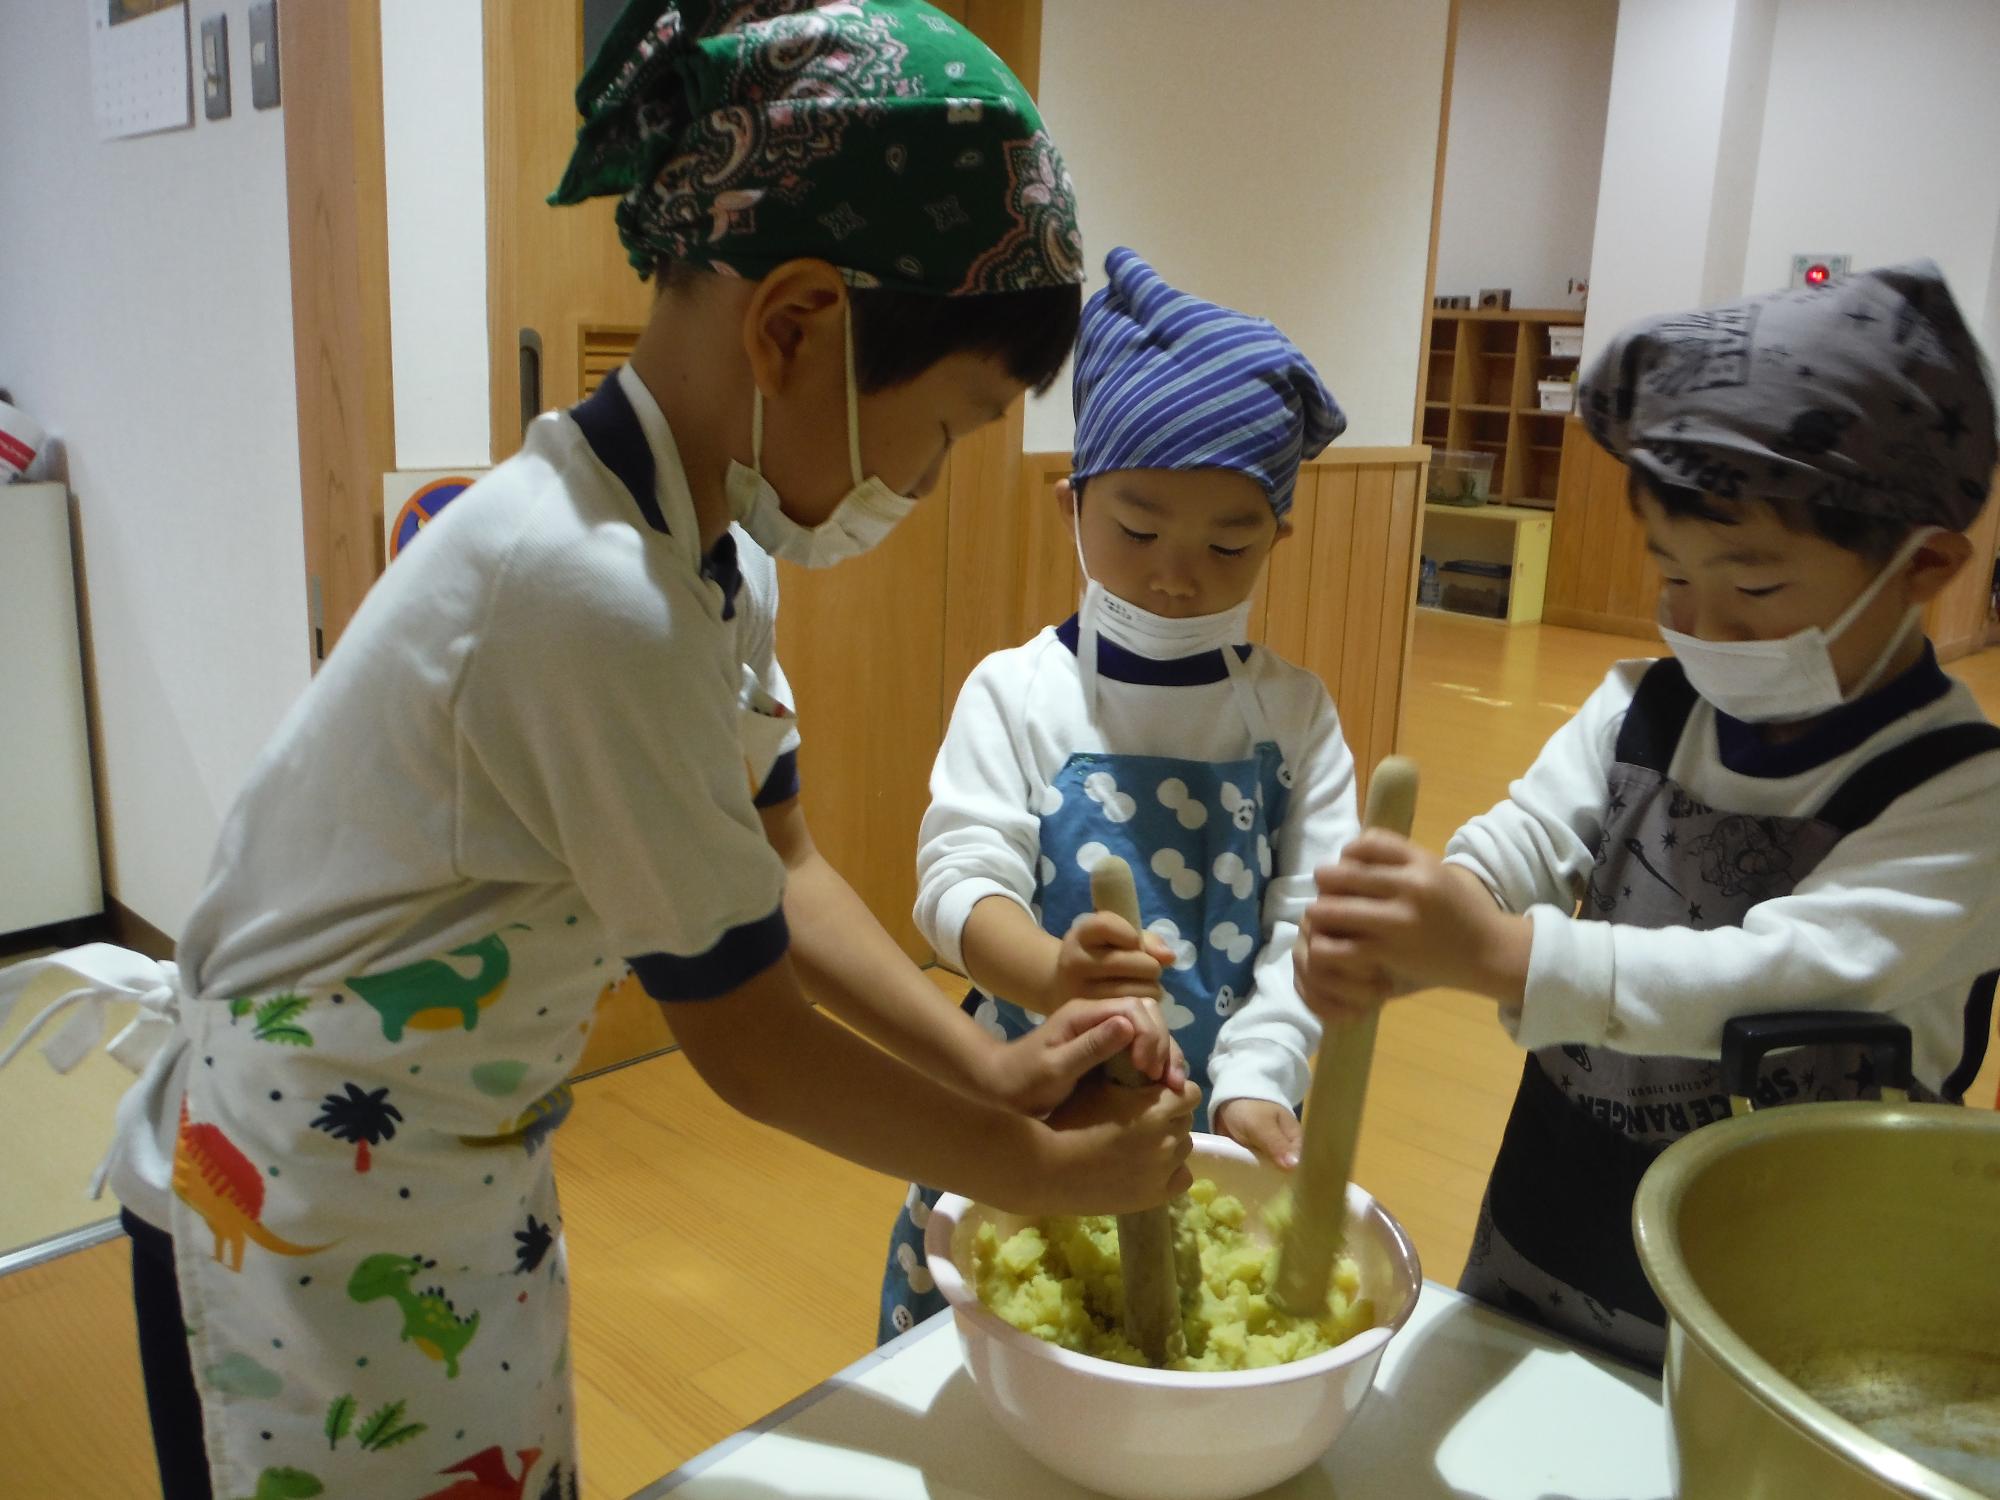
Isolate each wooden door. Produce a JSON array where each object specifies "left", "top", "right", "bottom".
[
  {"left": 483, "top": 0, "right": 655, "bottom": 463},
  {"left": 284, "top": 0, "right": 396, "bottom": 661},
  {"left": 485, "top": 0, "right": 1045, "bottom": 963},
  {"left": 783, "top": 0, "right": 1044, "bottom": 960}
]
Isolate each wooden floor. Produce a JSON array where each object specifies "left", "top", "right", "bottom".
[{"left": 6, "top": 613, "right": 1998, "bottom": 1499}]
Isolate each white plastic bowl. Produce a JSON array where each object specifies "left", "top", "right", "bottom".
[{"left": 924, "top": 1133, "right": 1423, "bottom": 1500}]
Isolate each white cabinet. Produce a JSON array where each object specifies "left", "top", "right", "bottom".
[{"left": 0, "top": 482, "right": 103, "bottom": 933}]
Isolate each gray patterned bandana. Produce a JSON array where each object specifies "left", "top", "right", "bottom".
[{"left": 1581, "top": 260, "right": 1996, "bottom": 530}]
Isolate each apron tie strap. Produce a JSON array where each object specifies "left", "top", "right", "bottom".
[
  {"left": 0, "top": 943, "right": 185, "bottom": 1076},
  {"left": 1220, "top": 643, "right": 1288, "bottom": 778}
]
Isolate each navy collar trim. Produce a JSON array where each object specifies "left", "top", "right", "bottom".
[
  {"left": 1055, "top": 615, "right": 1251, "bottom": 686},
  {"left": 569, "top": 376, "right": 740, "bottom": 619},
  {"left": 1714, "top": 641, "right": 1953, "bottom": 778}
]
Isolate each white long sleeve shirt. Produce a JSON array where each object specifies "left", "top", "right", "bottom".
[
  {"left": 915, "top": 626, "right": 1360, "bottom": 1115},
  {"left": 1446, "top": 653, "right": 2000, "bottom": 1088}
]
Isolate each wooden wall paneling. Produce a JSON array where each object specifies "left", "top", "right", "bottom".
[
  {"left": 1546, "top": 417, "right": 1593, "bottom": 607},
  {"left": 940, "top": 410, "right": 1028, "bottom": 714},
  {"left": 1610, "top": 488, "right": 1660, "bottom": 624},
  {"left": 1368, "top": 464, "right": 1425, "bottom": 769},
  {"left": 1303, "top": 466, "right": 1360, "bottom": 715},
  {"left": 1018, "top": 452, "right": 1080, "bottom": 638},
  {"left": 1574, "top": 447, "right": 1619, "bottom": 617},
  {"left": 1337, "top": 468, "right": 1397, "bottom": 769},
  {"left": 776, "top": 499, "right": 951, "bottom": 963},
  {"left": 1260, "top": 466, "right": 1322, "bottom": 664},
  {"left": 284, "top": 0, "right": 396, "bottom": 662},
  {"left": 1545, "top": 418, "right": 1663, "bottom": 637}
]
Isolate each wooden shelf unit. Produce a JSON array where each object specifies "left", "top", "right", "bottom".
[
  {"left": 1421, "top": 501, "right": 1553, "bottom": 625},
  {"left": 1421, "top": 308, "right": 1584, "bottom": 509}
]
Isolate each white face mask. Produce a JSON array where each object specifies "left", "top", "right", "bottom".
[
  {"left": 1660, "top": 527, "right": 1935, "bottom": 723},
  {"left": 1086, "top": 582, "right": 1255, "bottom": 660},
  {"left": 726, "top": 304, "right": 916, "bottom": 569},
  {"left": 1072, "top": 508, "right": 1253, "bottom": 661},
  {"left": 1071, "top": 504, "right": 1278, "bottom": 757}
]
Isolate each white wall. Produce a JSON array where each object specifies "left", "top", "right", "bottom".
[
  {"left": 1700, "top": 0, "right": 1776, "bottom": 305},
  {"left": 1739, "top": 0, "right": 2000, "bottom": 344},
  {"left": 0, "top": 2, "right": 308, "bottom": 935},
  {"left": 1586, "top": 0, "right": 2000, "bottom": 361},
  {"left": 1580, "top": 0, "right": 1749, "bottom": 359},
  {"left": 1026, "top": 0, "right": 1452, "bottom": 452},
  {"left": 380, "top": 0, "right": 491, "bottom": 469},
  {"left": 1433, "top": 0, "right": 1617, "bottom": 312}
]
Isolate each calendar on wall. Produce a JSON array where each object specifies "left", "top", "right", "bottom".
[{"left": 89, "top": 0, "right": 194, "bottom": 140}]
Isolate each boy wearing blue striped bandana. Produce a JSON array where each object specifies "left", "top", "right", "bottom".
[{"left": 878, "top": 248, "right": 1360, "bottom": 1340}]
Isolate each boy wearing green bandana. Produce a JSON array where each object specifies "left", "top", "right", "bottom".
[{"left": 0, "top": 5, "right": 1194, "bottom": 1495}]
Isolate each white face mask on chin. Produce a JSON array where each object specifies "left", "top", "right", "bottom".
[
  {"left": 1072, "top": 509, "right": 1254, "bottom": 672},
  {"left": 1660, "top": 527, "right": 1937, "bottom": 723},
  {"left": 726, "top": 304, "right": 916, "bottom": 569}
]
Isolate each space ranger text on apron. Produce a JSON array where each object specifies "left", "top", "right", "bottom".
[
  {"left": 1461, "top": 658, "right": 2000, "bottom": 1368},
  {"left": 879, "top": 629, "right": 1293, "bottom": 1340}
]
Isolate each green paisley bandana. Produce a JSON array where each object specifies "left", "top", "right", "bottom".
[{"left": 550, "top": 0, "right": 1084, "bottom": 296}]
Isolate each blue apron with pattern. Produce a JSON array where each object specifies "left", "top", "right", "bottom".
[
  {"left": 878, "top": 639, "right": 1291, "bottom": 1341},
  {"left": 1459, "top": 657, "right": 2000, "bottom": 1370}
]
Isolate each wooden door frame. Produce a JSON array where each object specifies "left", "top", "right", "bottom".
[
  {"left": 283, "top": 0, "right": 396, "bottom": 666},
  {"left": 1413, "top": 0, "right": 1459, "bottom": 442}
]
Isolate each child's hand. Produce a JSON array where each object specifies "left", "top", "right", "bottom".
[
  {"left": 1213, "top": 1099, "right": 1303, "bottom": 1169},
  {"left": 1029, "top": 1072, "right": 1201, "bottom": 1216},
  {"left": 1045, "top": 911, "right": 1177, "bottom": 1008},
  {"left": 988, "top": 998, "right": 1188, "bottom": 1117},
  {"left": 1298, "top": 831, "right": 1531, "bottom": 1020}
]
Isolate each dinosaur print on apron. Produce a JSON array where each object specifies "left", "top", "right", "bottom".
[{"left": 166, "top": 893, "right": 601, "bottom": 1499}]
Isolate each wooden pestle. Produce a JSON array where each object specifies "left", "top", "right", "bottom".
[
  {"left": 1271, "top": 755, "right": 1420, "bottom": 1317},
  {"left": 1088, "top": 855, "right": 1188, "bottom": 1367}
]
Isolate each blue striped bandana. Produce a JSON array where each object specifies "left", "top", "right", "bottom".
[{"left": 1070, "top": 248, "right": 1345, "bottom": 518}]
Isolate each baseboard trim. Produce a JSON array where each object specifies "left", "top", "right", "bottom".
[
  {"left": 1541, "top": 605, "right": 1661, "bottom": 641},
  {"left": 103, "top": 896, "right": 175, "bottom": 961}
]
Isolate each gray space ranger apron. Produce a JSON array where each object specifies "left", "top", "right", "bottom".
[
  {"left": 878, "top": 620, "right": 1294, "bottom": 1341},
  {"left": 1461, "top": 657, "right": 2000, "bottom": 1369},
  {"left": 0, "top": 376, "right": 770, "bottom": 1500}
]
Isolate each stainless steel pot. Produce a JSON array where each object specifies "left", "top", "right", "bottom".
[{"left": 1635, "top": 1011, "right": 2000, "bottom": 1499}]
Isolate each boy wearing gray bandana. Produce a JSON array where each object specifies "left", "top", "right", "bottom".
[{"left": 1296, "top": 261, "right": 1999, "bottom": 1367}]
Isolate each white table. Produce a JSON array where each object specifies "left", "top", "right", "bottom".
[{"left": 634, "top": 1281, "right": 1673, "bottom": 1499}]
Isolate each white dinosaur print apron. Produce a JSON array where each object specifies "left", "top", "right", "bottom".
[
  {"left": 0, "top": 375, "right": 801, "bottom": 1498},
  {"left": 157, "top": 892, "right": 608, "bottom": 1500}
]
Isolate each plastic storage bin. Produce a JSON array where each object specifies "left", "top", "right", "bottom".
[
  {"left": 1548, "top": 326, "right": 1584, "bottom": 359},
  {"left": 1537, "top": 378, "right": 1575, "bottom": 413},
  {"left": 1438, "top": 559, "right": 1511, "bottom": 619}
]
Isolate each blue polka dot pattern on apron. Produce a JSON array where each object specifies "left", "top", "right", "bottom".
[{"left": 878, "top": 741, "right": 1290, "bottom": 1342}]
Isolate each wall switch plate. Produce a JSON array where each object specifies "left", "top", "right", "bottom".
[
  {"left": 200, "top": 14, "right": 231, "bottom": 121},
  {"left": 1790, "top": 253, "right": 1851, "bottom": 289},
  {"left": 248, "top": 1, "right": 281, "bottom": 110}
]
